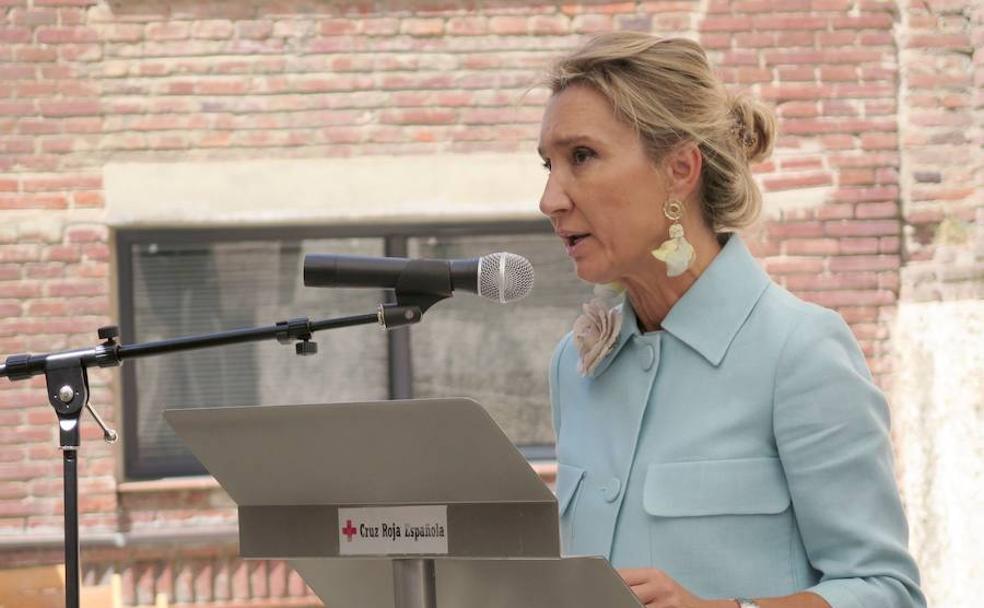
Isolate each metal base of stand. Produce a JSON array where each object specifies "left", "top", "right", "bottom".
[{"left": 393, "top": 559, "right": 436, "bottom": 608}]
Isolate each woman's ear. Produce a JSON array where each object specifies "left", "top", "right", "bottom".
[{"left": 663, "top": 141, "right": 702, "bottom": 200}]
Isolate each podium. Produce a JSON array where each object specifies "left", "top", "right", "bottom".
[{"left": 165, "top": 398, "right": 642, "bottom": 608}]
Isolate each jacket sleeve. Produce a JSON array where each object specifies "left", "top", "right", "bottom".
[{"left": 773, "top": 307, "right": 925, "bottom": 608}]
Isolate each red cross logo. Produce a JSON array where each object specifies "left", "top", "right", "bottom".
[{"left": 342, "top": 520, "right": 358, "bottom": 542}]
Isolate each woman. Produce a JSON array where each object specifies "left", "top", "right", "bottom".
[{"left": 539, "top": 33, "right": 925, "bottom": 608}]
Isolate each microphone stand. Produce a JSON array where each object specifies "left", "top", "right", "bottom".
[{"left": 0, "top": 299, "right": 433, "bottom": 608}]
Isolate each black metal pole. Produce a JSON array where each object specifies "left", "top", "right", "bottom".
[
  {"left": 63, "top": 449, "right": 80, "bottom": 608},
  {"left": 117, "top": 313, "right": 379, "bottom": 361}
]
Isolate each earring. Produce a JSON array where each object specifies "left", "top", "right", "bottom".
[{"left": 650, "top": 198, "right": 696, "bottom": 277}]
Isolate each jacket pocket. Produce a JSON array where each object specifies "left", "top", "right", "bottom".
[
  {"left": 555, "top": 463, "right": 586, "bottom": 555},
  {"left": 555, "top": 463, "right": 586, "bottom": 516},
  {"left": 642, "top": 457, "right": 790, "bottom": 517}
]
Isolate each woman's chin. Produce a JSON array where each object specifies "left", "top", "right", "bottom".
[{"left": 573, "top": 261, "right": 615, "bottom": 286}]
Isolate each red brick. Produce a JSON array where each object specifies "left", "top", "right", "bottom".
[
  {"left": 0, "top": 245, "right": 41, "bottom": 263},
  {"left": 763, "top": 173, "right": 834, "bottom": 191},
  {"left": 764, "top": 257, "right": 826, "bottom": 275},
  {"left": 33, "top": 0, "right": 96, "bottom": 5},
  {"left": 447, "top": 16, "right": 488, "bottom": 35},
  {"left": 319, "top": 18, "right": 358, "bottom": 35},
  {"left": 777, "top": 101, "right": 820, "bottom": 118},
  {"left": 146, "top": 22, "right": 189, "bottom": 41},
  {"left": 0, "top": 27, "right": 32, "bottom": 43},
  {"left": 839, "top": 237, "right": 881, "bottom": 255},
  {"left": 752, "top": 15, "right": 828, "bottom": 30},
  {"left": 830, "top": 185, "right": 899, "bottom": 203},
  {"left": 733, "top": 32, "right": 773, "bottom": 48},
  {"left": 820, "top": 66, "right": 858, "bottom": 82},
  {"left": 0, "top": 100, "right": 37, "bottom": 117},
  {"left": 81, "top": 243, "right": 110, "bottom": 261},
  {"left": 25, "top": 262, "right": 64, "bottom": 279},
  {"left": 828, "top": 255, "right": 900, "bottom": 272},
  {"left": 236, "top": 20, "right": 272, "bottom": 39},
  {"left": 567, "top": 2, "right": 635, "bottom": 14},
  {"left": 35, "top": 26, "right": 97, "bottom": 43},
  {"left": 775, "top": 30, "right": 815, "bottom": 46},
  {"left": 699, "top": 16, "right": 753, "bottom": 32},
  {"left": 45, "top": 279, "right": 106, "bottom": 297},
  {"left": 817, "top": 31, "right": 858, "bottom": 48},
  {"left": 21, "top": 175, "right": 101, "bottom": 192},
  {"left": 14, "top": 47, "right": 58, "bottom": 62},
  {"left": 362, "top": 18, "right": 399, "bottom": 36},
  {"left": 786, "top": 272, "right": 879, "bottom": 290},
  {"left": 831, "top": 14, "right": 894, "bottom": 29},
  {"left": 530, "top": 14, "right": 569, "bottom": 34},
  {"left": 777, "top": 66, "right": 815, "bottom": 82},
  {"left": 877, "top": 271, "right": 899, "bottom": 291},
  {"left": 0, "top": 300, "right": 21, "bottom": 316},
  {"left": 489, "top": 16, "right": 527, "bottom": 34},
  {"left": 43, "top": 245, "right": 81, "bottom": 262},
  {"left": 825, "top": 220, "right": 898, "bottom": 237},
  {"left": 401, "top": 18, "right": 444, "bottom": 36},
  {"left": 39, "top": 101, "right": 101, "bottom": 117},
  {"left": 784, "top": 238, "right": 840, "bottom": 256},
  {"left": 379, "top": 108, "right": 456, "bottom": 125},
  {"left": 878, "top": 237, "right": 900, "bottom": 254},
  {"left": 855, "top": 202, "right": 898, "bottom": 219},
  {"left": 761, "top": 84, "right": 831, "bottom": 101},
  {"left": 191, "top": 20, "right": 234, "bottom": 39},
  {"left": 800, "top": 289, "right": 895, "bottom": 307},
  {"left": 8, "top": 8, "right": 58, "bottom": 26},
  {"left": 571, "top": 14, "right": 612, "bottom": 33},
  {"left": 25, "top": 300, "right": 67, "bottom": 316},
  {"left": 700, "top": 33, "right": 732, "bottom": 49},
  {"left": 66, "top": 225, "right": 107, "bottom": 243}
]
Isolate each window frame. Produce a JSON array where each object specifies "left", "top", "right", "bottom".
[{"left": 116, "top": 220, "right": 557, "bottom": 480}]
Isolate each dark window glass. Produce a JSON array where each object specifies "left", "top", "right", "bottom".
[
  {"left": 119, "top": 224, "right": 587, "bottom": 478},
  {"left": 408, "top": 233, "right": 592, "bottom": 448}
]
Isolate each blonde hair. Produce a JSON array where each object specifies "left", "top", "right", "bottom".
[{"left": 543, "top": 32, "right": 776, "bottom": 231}]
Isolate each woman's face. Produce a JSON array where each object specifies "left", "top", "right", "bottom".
[{"left": 538, "top": 84, "right": 670, "bottom": 285}]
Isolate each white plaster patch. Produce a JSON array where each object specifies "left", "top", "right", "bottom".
[
  {"left": 760, "top": 185, "right": 833, "bottom": 220},
  {"left": 103, "top": 154, "right": 548, "bottom": 227},
  {"left": 892, "top": 299, "right": 984, "bottom": 608}
]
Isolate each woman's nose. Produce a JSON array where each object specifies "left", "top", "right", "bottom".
[{"left": 538, "top": 175, "right": 572, "bottom": 217}]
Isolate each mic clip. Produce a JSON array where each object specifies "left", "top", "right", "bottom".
[
  {"left": 275, "top": 317, "right": 318, "bottom": 356},
  {"left": 377, "top": 304, "right": 423, "bottom": 329}
]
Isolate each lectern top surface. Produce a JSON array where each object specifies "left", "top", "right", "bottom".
[{"left": 165, "top": 398, "right": 555, "bottom": 506}]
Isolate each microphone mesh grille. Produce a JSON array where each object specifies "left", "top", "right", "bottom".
[{"left": 479, "top": 252, "right": 535, "bottom": 303}]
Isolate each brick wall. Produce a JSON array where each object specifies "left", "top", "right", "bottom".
[{"left": 1, "top": 0, "right": 981, "bottom": 606}]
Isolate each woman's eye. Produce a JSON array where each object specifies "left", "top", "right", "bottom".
[
  {"left": 572, "top": 147, "right": 594, "bottom": 165},
  {"left": 541, "top": 159, "right": 551, "bottom": 171}
]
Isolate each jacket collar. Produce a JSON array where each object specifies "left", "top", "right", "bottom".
[{"left": 587, "top": 234, "right": 771, "bottom": 378}]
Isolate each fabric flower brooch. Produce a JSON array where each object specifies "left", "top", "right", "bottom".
[{"left": 572, "top": 284, "right": 624, "bottom": 377}]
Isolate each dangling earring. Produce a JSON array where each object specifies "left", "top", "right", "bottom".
[{"left": 650, "top": 198, "right": 696, "bottom": 277}]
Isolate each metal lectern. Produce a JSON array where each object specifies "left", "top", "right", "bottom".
[{"left": 165, "top": 398, "right": 642, "bottom": 608}]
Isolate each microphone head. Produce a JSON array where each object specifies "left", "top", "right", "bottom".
[{"left": 478, "top": 252, "right": 535, "bottom": 303}]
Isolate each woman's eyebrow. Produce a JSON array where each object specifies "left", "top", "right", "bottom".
[{"left": 537, "top": 134, "right": 600, "bottom": 157}]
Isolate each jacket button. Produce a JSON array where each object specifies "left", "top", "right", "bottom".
[
  {"left": 640, "top": 344, "right": 656, "bottom": 371},
  {"left": 601, "top": 477, "right": 621, "bottom": 503}
]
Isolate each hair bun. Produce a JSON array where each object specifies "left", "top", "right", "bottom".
[{"left": 729, "top": 95, "right": 776, "bottom": 164}]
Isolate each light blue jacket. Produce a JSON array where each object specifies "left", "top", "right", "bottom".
[{"left": 549, "top": 234, "right": 925, "bottom": 608}]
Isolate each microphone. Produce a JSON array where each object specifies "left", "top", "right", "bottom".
[{"left": 303, "top": 252, "right": 535, "bottom": 303}]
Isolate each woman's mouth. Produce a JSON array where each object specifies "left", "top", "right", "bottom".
[{"left": 563, "top": 233, "right": 591, "bottom": 255}]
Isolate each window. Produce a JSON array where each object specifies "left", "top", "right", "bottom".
[{"left": 117, "top": 222, "right": 593, "bottom": 479}]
